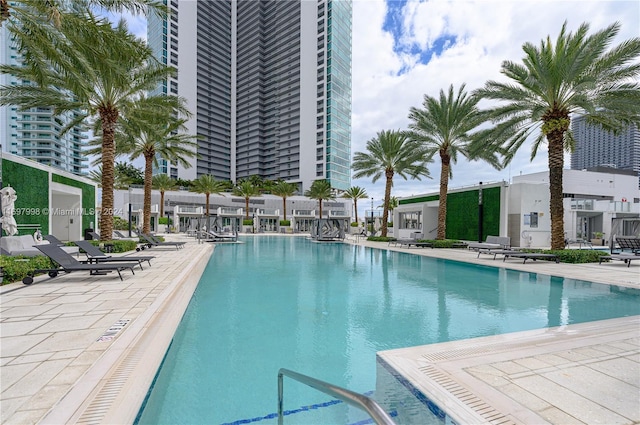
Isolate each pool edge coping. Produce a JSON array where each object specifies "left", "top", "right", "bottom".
[
  {"left": 38, "top": 243, "right": 214, "bottom": 425},
  {"left": 377, "top": 315, "right": 640, "bottom": 425}
]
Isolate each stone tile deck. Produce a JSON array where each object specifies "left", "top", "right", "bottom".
[{"left": 1, "top": 236, "right": 212, "bottom": 424}]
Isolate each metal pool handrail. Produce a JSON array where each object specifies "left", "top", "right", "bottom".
[{"left": 277, "top": 368, "right": 396, "bottom": 425}]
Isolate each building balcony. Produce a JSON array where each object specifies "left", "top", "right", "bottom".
[
  {"left": 608, "top": 201, "right": 634, "bottom": 213},
  {"left": 327, "top": 210, "right": 349, "bottom": 218},
  {"left": 256, "top": 208, "right": 279, "bottom": 217},
  {"left": 293, "top": 209, "right": 316, "bottom": 217},
  {"left": 570, "top": 199, "right": 594, "bottom": 210},
  {"left": 177, "top": 205, "right": 203, "bottom": 215},
  {"left": 217, "top": 207, "right": 243, "bottom": 216},
  {"left": 126, "top": 204, "right": 159, "bottom": 214}
]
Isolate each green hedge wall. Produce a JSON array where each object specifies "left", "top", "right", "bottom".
[
  {"left": 398, "top": 187, "right": 501, "bottom": 240},
  {"left": 2, "top": 159, "right": 49, "bottom": 234},
  {"left": 52, "top": 174, "right": 96, "bottom": 231},
  {"left": 446, "top": 187, "right": 500, "bottom": 240},
  {"left": 399, "top": 194, "right": 439, "bottom": 205}
]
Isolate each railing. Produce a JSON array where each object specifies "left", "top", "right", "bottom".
[
  {"left": 218, "top": 207, "right": 242, "bottom": 215},
  {"left": 570, "top": 199, "right": 594, "bottom": 210},
  {"left": 177, "top": 206, "right": 202, "bottom": 214},
  {"left": 327, "top": 210, "right": 349, "bottom": 217},
  {"left": 277, "top": 368, "right": 395, "bottom": 425}
]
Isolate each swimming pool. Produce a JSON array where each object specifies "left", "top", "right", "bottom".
[{"left": 136, "top": 236, "right": 639, "bottom": 424}]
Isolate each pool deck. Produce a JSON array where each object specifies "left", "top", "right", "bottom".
[{"left": 0, "top": 234, "right": 638, "bottom": 424}]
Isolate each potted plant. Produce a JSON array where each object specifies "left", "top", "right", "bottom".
[{"left": 591, "top": 231, "right": 605, "bottom": 246}]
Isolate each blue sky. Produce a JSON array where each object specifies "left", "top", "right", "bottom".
[{"left": 118, "top": 0, "right": 640, "bottom": 217}]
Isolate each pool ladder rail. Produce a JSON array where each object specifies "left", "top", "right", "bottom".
[{"left": 277, "top": 368, "right": 396, "bottom": 425}]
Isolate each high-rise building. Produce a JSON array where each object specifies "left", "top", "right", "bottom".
[
  {"left": 570, "top": 115, "right": 640, "bottom": 175},
  {"left": 148, "top": 0, "right": 352, "bottom": 191},
  {"left": 0, "top": 25, "right": 87, "bottom": 175}
]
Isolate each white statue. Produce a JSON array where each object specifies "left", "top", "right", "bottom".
[{"left": 0, "top": 186, "right": 18, "bottom": 236}]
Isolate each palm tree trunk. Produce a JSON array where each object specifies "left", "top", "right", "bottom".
[
  {"left": 438, "top": 153, "right": 450, "bottom": 240},
  {"left": 354, "top": 199, "right": 359, "bottom": 223},
  {"left": 160, "top": 191, "right": 165, "bottom": 218},
  {"left": 319, "top": 200, "right": 323, "bottom": 218},
  {"left": 206, "top": 194, "right": 210, "bottom": 217},
  {"left": 245, "top": 198, "right": 250, "bottom": 219},
  {"left": 381, "top": 169, "right": 393, "bottom": 237},
  {"left": 142, "top": 155, "right": 153, "bottom": 234},
  {"left": 282, "top": 198, "right": 287, "bottom": 221},
  {"left": 99, "top": 107, "right": 118, "bottom": 241},
  {"left": 547, "top": 131, "right": 565, "bottom": 250},
  {"left": 1, "top": 0, "right": 10, "bottom": 23}
]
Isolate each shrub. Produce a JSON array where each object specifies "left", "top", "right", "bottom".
[
  {"left": 419, "top": 239, "right": 468, "bottom": 249},
  {"left": 519, "top": 249, "right": 609, "bottom": 264},
  {"left": 350, "top": 222, "right": 359, "bottom": 227},
  {"left": 280, "top": 220, "right": 290, "bottom": 226},
  {"left": 0, "top": 256, "right": 54, "bottom": 285},
  {"left": 159, "top": 217, "right": 172, "bottom": 225},
  {"left": 113, "top": 216, "right": 130, "bottom": 230},
  {"left": 367, "top": 236, "right": 395, "bottom": 242},
  {"left": 242, "top": 219, "right": 253, "bottom": 226},
  {"left": 80, "top": 240, "right": 139, "bottom": 253}
]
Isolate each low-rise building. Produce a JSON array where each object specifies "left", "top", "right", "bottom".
[
  {"left": 393, "top": 169, "right": 639, "bottom": 248},
  {"left": 1, "top": 152, "right": 97, "bottom": 241},
  {"left": 112, "top": 188, "right": 352, "bottom": 234}
]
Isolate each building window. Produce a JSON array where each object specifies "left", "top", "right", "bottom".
[{"left": 399, "top": 212, "right": 421, "bottom": 229}]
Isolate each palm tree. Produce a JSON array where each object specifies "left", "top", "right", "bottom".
[
  {"left": 115, "top": 162, "right": 144, "bottom": 187},
  {"left": 473, "top": 21, "right": 640, "bottom": 249},
  {"left": 407, "top": 84, "right": 502, "bottom": 240},
  {"left": 233, "top": 181, "right": 262, "bottom": 219},
  {"left": 352, "top": 130, "right": 431, "bottom": 237},
  {"left": 153, "top": 174, "right": 178, "bottom": 219},
  {"left": 110, "top": 107, "right": 197, "bottom": 234},
  {"left": 191, "top": 175, "right": 226, "bottom": 220},
  {"left": 1, "top": 0, "right": 165, "bottom": 29},
  {"left": 342, "top": 186, "right": 368, "bottom": 223},
  {"left": 0, "top": 12, "right": 177, "bottom": 241},
  {"left": 304, "top": 179, "right": 335, "bottom": 218},
  {"left": 271, "top": 181, "right": 297, "bottom": 221},
  {"left": 89, "top": 164, "right": 139, "bottom": 190},
  {"left": 379, "top": 196, "right": 399, "bottom": 215}
]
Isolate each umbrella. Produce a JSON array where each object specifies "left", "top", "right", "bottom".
[{"left": 1, "top": 186, "right": 18, "bottom": 236}]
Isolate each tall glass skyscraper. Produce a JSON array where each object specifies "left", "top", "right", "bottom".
[
  {"left": 148, "top": 0, "right": 352, "bottom": 191},
  {"left": 0, "top": 25, "right": 87, "bottom": 175},
  {"left": 571, "top": 115, "right": 640, "bottom": 175}
]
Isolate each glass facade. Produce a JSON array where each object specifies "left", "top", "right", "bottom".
[
  {"left": 571, "top": 115, "right": 639, "bottom": 176},
  {"left": 1, "top": 26, "right": 87, "bottom": 175},
  {"left": 324, "top": 0, "right": 352, "bottom": 191},
  {"left": 147, "top": 0, "right": 352, "bottom": 190}
]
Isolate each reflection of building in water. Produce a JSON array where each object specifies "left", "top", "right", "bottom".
[{"left": 311, "top": 218, "right": 346, "bottom": 241}]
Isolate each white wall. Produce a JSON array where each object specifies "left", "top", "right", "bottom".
[
  {"left": 508, "top": 183, "right": 550, "bottom": 248},
  {"left": 513, "top": 169, "right": 639, "bottom": 202}
]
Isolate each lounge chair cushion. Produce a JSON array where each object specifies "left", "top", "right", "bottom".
[
  {"left": 0, "top": 235, "right": 42, "bottom": 257},
  {"left": 468, "top": 236, "right": 510, "bottom": 250},
  {"left": 1, "top": 235, "right": 80, "bottom": 257}
]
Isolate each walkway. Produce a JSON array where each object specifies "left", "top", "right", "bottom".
[{"left": 1, "top": 235, "right": 212, "bottom": 424}]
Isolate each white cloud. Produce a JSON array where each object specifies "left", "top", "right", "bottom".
[{"left": 351, "top": 0, "right": 640, "bottom": 216}]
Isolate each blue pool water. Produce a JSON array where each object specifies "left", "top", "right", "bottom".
[{"left": 137, "top": 236, "right": 639, "bottom": 424}]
